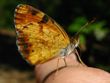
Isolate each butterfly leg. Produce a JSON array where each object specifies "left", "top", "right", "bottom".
[
  {"left": 56, "top": 57, "right": 60, "bottom": 72},
  {"left": 54, "top": 55, "right": 67, "bottom": 79},
  {"left": 55, "top": 56, "right": 67, "bottom": 75},
  {"left": 74, "top": 48, "right": 86, "bottom": 66},
  {"left": 62, "top": 57, "right": 67, "bottom": 67},
  {"left": 53, "top": 57, "right": 60, "bottom": 79},
  {"left": 59, "top": 48, "right": 68, "bottom": 67}
]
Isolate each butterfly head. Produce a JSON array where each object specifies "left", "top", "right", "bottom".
[{"left": 70, "top": 35, "right": 79, "bottom": 48}]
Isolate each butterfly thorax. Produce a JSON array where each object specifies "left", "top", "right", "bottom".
[{"left": 59, "top": 43, "right": 77, "bottom": 58}]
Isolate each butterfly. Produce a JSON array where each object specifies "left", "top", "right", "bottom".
[{"left": 14, "top": 4, "right": 87, "bottom": 65}]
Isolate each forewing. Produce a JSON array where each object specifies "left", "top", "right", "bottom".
[{"left": 14, "top": 4, "right": 70, "bottom": 65}]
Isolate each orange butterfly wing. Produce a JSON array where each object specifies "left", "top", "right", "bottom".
[{"left": 14, "top": 4, "right": 70, "bottom": 65}]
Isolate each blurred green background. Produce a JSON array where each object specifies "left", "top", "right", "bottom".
[{"left": 0, "top": 0, "right": 110, "bottom": 82}]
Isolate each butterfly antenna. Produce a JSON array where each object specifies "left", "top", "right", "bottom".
[
  {"left": 75, "top": 18, "right": 96, "bottom": 37},
  {"left": 71, "top": 18, "right": 96, "bottom": 45},
  {"left": 71, "top": 18, "right": 96, "bottom": 65}
]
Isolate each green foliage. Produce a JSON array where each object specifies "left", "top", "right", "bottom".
[
  {"left": 94, "top": 22, "right": 109, "bottom": 41},
  {"left": 68, "top": 17, "right": 87, "bottom": 33},
  {"left": 68, "top": 17, "right": 109, "bottom": 44},
  {"left": 0, "top": 0, "right": 22, "bottom": 29}
]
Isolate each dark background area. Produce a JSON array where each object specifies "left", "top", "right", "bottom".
[{"left": 0, "top": 0, "right": 110, "bottom": 75}]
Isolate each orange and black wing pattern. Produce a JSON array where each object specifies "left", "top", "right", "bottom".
[{"left": 14, "top": 4, "right": 70, "bottom": 65}]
